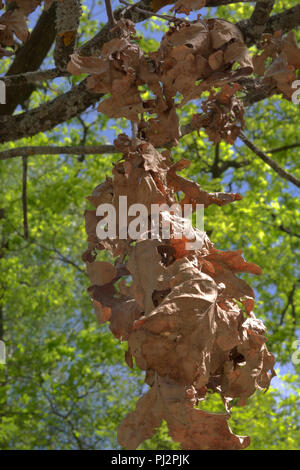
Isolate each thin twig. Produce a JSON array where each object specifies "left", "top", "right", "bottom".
[
  {"left": 31, "top": 239, "right": 88, "bottom": 276},
  {"left": 211, "top": 143, "right": 220, "bottom": 178},
  {"left": 22, "top": 157, "right": 29, "bottom": 240},
  {"left": 119, "top": 0, "right": 192, "bottom": 23},
  {"left": 270, "top": 213, "right": 300, "bottom": 239},
  {"left": 0, "top": 145, "right": 117, "bottom": 161},
  {"left": 1, "top": 68, "right": 69, "bottom": 87},
  {"left": 239, "top": 132, "right": 300, "bottom": 189},
  {"left": 269, "top": 143, "right": 300, "bottom": 154},
  {"left": 279, "top": 281, "right": 299, "bottom": 326}
]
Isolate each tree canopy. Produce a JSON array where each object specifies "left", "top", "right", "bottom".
[{"left": 0, "top": 0, "right": 299, "bottom": 450}]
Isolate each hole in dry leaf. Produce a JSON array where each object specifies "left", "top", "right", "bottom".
[
  {"left": 157, "top": 245, "right": 176, "bottom": 266},
  {"left": 229, "top": 346, "right": 246, "bottom": 368}
]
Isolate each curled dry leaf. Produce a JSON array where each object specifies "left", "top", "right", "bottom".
[
  {"left": 68, "top": 18, "right": 253, "bottom": 146},
  {"left": 197, "top": 84, "right": 246, "bottom": 144},
  {"left": 86, "top": 261, "right": 117, "bottom": 286},
  {"left": 118, "top": 376, "right": 250, "bottom": 450},
  {"left": 0, "top": 8, "right": 29, "bottom": 46},
  {"left": 13, "top": 0, "right": 41, "bottom": 15},
  {"left": 253, "top": 31, "right": 300, "bottom": 100},
  {"left": 83, "top": 137, "right": 275, "bottom": 449}
]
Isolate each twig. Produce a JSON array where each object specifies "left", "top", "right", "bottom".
[
  {"left": 250, "top": 0, "right": 275, "bottom": 28},
  {"left": 0, "top": 145, "right": 117, "bottom": 161},
  {"left": 211, "top": 143, "right": 220, "bottom": 178},
  {"left": 76, "top": 116, "right": 91, "bottom": 162},
  {"left": 22, "top": 157, "right": 29, "bottom": 240},
  {"left": 279, "top": 281, "right": 299, "bottom": 326},
  {"left": 105, "top": 0, "right": 116, "bottom": 26},
  {"left": 28, "top": 239, "right": 88, "bottom": 276},
  {"left": 270, "top": 214, "right": 300, "bottom": 239},
  {"left": 1, "top": 68, "right": 69, "bottom": 87},
  {"left": 54, "top": 0, "right": 82, "bottom": 70},
  {"left": 269, "top": 143, "right": 300, "bottom": 154},
  {"left": 239, "top": 132, "right": 300, "bottom": 189},
  {"left": 119, "top": 0, "right": 192, "bottom": 23}
]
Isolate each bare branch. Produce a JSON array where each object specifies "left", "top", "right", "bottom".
[
  {"left": 0, "top": 80, "right": 102, "bottom": 144},
  {"left": 238, "top": 4, "right": 300, "bottom": 46},
  {"left": 54, "top": 0, "right": 82, "bottom": 70},
  {"left": 78, "top": 0, "right": 155, "bottom": 57},
  {"left": 22, "top": 157, "right": 29, "bottom": 240},
  {"left": 265, "top": 4, "right": 300, "bottom": 36},
  {"left": 120, "top": 0, "right": 191, "bottom": 23},
  {"left": 0, "top": 3, "right": 57, "bottom": 116},
  {"left": 211, "top": 143, "right": 220, "bottom": 179},
  {"left": 0, "top": 0, "right": 296, "bottom": 145},
  {"left": 0, "top": 78, "right": 277, "bottom": 154},
  {"left": 276, "top": 224, "right": 300, "bottom": 239},
  {"left": 279, "top": 282, "right": 299, "bottom": 326},
  {"left": 1, "top": 69, "right": 69, "bottom": 87},
  {"left": 105, "top": 0, "right": 116, "bottom": 26},
  {"left": 29, "top": 239, "right": 88, "bottom": 276},
  {"left": 269, "top": 143, "right": 300, "bottom": 154},
  {"left": 249, "top": 0, "right": 275, "bottom": 34},
  {"left": 0, "top": 144, "right": 117, "bottom": 161},
  {"left": 207, "top": 0, "right": 257, "bottom": 4},
  {"left": 239, "top": 132, "right": 300, "bottom": 189}
]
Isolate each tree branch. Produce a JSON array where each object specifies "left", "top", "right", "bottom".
[
  {"left": 0, "top": 80, "right": 278, "bottom": 160},
  {"left": 105, "top": 0, "right": 116, "bottom": 26},
  {"left": 248, "top": 0, "right": 275, "bottom": 38},
  {"left": 28, "top": 239, "right": 88, "bottom": 276},
  {"left": 279, "top": 281, "right": 299, "bottom": 326},
  {"left": 0, "top": 80, "right": 102, "bottom": 144},
  {"left": 238, "top": 4, "right": 300, "bottom": 46},
  {"left": 270, "top": 213, "right": 300, "bottom": 239},
  {"left": 265, "top": 4, "right": 300, "bottom": 36},
  {"left": 54, "top": 0, "right": 82, "bottom": 70},
  {"left": 0, "top": 4, "right": 298, "bottom": 144},
  {"left": 120, "top": 0, "right": 191, "bottom": 23},
  {"left": 269, "top": 143, "right": 300, "bottom": 154},
  {"left": 207, "top": 0, "right": 258, "bottom": 4},
  {"left": 22, "top": 156, "right": 29, "bottom": 240},
  {"left": 0, "top": 3, "right": 57, "bottom": 115},
  {"left": 239, "top": 132, "right": 300, "bottom": 189},
  {"left": 0, "top": 144, "right": 117, "bottom": 161},
  {"left": 1, "top": 68, "right": 69, "bottom": 87}
]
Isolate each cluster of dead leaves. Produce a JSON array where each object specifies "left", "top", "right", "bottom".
[
  {"left": 83, "top": 136, "right": 275, "bottom": 450},
  {"left": 194, "top": 83, "right": 246, "bottom": 144},
  {"left": 173, "top": 0, "right": 206, "bottom": 15},
  {"left": 0, "top": 0, "right": 53, "bottom": 56},
  {"left": 253, "top": 30, "right": 300, "bottom": 100},
  {"left": 68, "top": 17, "right": 253, "bottom": 146}
]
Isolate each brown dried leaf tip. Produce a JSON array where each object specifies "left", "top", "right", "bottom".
[
  {"left": 83, "top": 137, "right": 276, "bottom": 450},
  {"left": 68, "top": 18, "right": 254, "bottom": 146}
]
